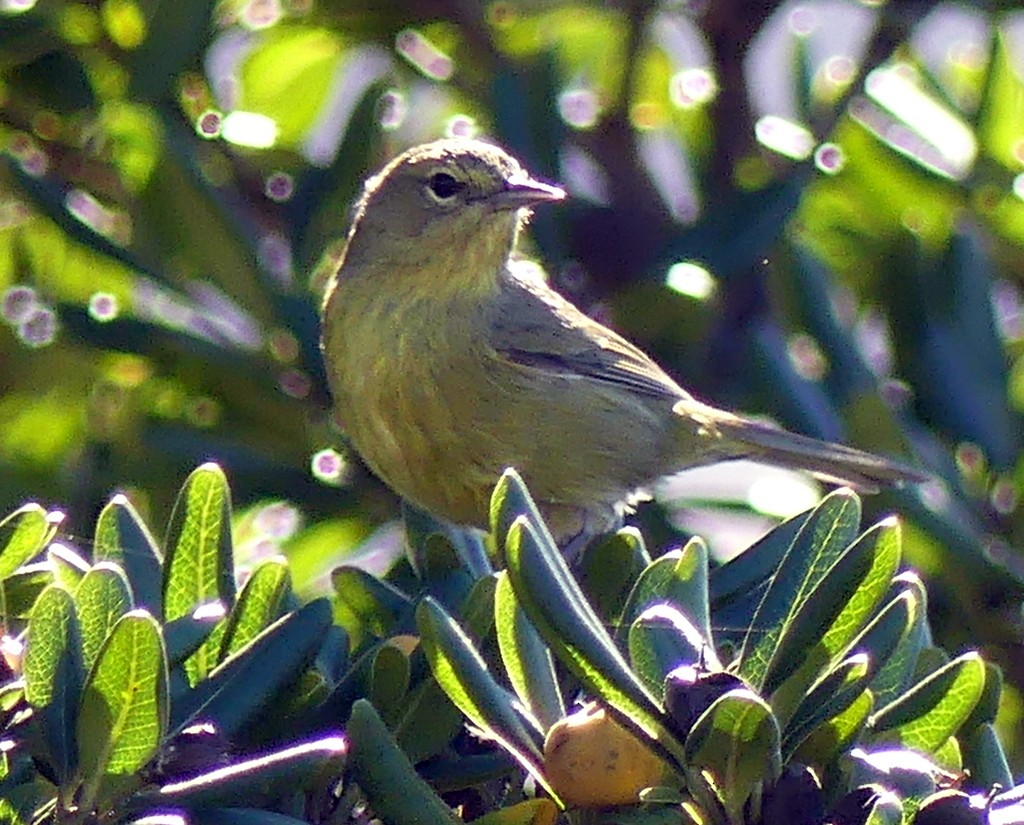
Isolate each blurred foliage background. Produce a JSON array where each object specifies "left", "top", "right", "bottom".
[{"left": 2, "top": 0, "right": 1024, "bottom": 766}]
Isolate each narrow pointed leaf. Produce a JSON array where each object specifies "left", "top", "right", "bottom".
[
  {"left": 761, "top": 517, "right": 900, "bottom": 699},
  {"left": 869, "top": 652, "right": 986, "bottom": 752},
  {"left": 332, "top": 565, "right": 413, "bottom": 650},
  {"left": 77, "top": 610, "right": 168, "bottom": 809},
  {"left": 219, "top": 557, "right": 291, "bottom": 660},
  {"left": 0, "top": 504, "right": 57, "bottom": 579},
  {"left": 164, "top": 463, "right": 236, "bottom": 685},
  {"left": 628, "top": 605, "right": 710, "bottom": 698},
  {"left": 134, "top": 737, "right": 347, "bottom": 810},
  {"left": 870, "top": 573, "right": 929, "bottom": 706},
  {"left": 494, "top": 571, "right": 565, "bottom": 733},
  {"left": 579, "top": 527, "right": 650, "bottom": 622},
  {"left": 781, "top": 654, "right": 872, "bottom": 759},
  {"left": 347, "top": 699, "right": 462, "bottom": 825},
  {"left": 709, "top": 509, "right": 810, "bottom": 604},
  {"left": 683, "top": 689, "right": 781, "bottom": 822},
  {"left": 963, "top": 723, "right": 1013, "bottom": 791},
  {"left": 94, "top": 494, "right": 163, "bottom": 618},
  {"left": 48, "top": 543, "right": 91, "bottom": 590},
  {"left": 24, "top": 585, "right": 83, "bottom": 788},
  {"left": 620, "top": 537, "right": 714, "bottom": 652},
  {"left": 170, "top": 599, "right": 332, "bottom": 738},
  {"left": 75, "top": 563, "right": 134, "bottom": 674},
  {"left": 738, "top": 489, "right": 861, "bottom": 690},
  {"left": 368, "top": 642, "right": 410, "bottom": 723},
  {"left": 416, "top": 597, "right": 549, "bottom": 785},
  {"left": 505, "top": 515, "right": 685, "bottom": 767},
  {"left": 792, "top": 690, "right": 873, "bottom": 766}
]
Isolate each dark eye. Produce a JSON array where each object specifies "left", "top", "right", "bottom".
[{"left": 427, "top": 172, "right": 465, "bottom": 201}]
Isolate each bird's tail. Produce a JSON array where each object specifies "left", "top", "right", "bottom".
[{"left": 677, "top": 401, "right": 928, "bottom": 493}]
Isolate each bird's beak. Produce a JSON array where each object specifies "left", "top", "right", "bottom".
[{"left": 491, "top": 174, "right": 566, "bottom": 210}]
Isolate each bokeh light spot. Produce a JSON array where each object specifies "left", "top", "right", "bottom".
[
  {"left": 18, "top": 307, "right": 57, "bottom": 348},
  {"left": 788, "top": 5, "right": 816, "bottom": 36},
  {"left": 101, "top": 0, "right": 146, "bottom": 49},
  {"left": 991, "top": 477, "right": 1018, "bottom": 515},
  {"left": 395, "top": 29, "right": 453, "bottom": 80},
  {"left": 279, "top": 369, "right": 311, "bottom": 399},
  {"left": 253, "top": 501, "right": 301, "bottom": 540},
  {"left": 378, "top": 90, "right": 406, "bottom": 130},
  {"left": 196, "top": 110, "right": 223, "bottom": 139},
  {"left": 814, "top": 142, "right": 845, "bottom": 174},
  {"left": 2, "top": 286, "right": 38, "bottom": 324},
  {"left": 264, "top": 172, "right": 294, "bottom": 202},
  {"left": 748, "top": 473, "right": 819, "bottom": 517},
  {"left": 1013, "top": 173, "right": 1024, "bottom": 203},
  {"left": 311, "top": 448, "right": 347, "bottom": 485},
  {"left": 88, "top": 292, "right": 119, "bottom": 322},
  {"left": 240, "top": 0, "right": 282, "bottom": 30},
  {"left": 670, "top": 68, "right": 717, "bottom": 108},
  {"left": 258, "top": 233, "right": 293, "bottom": 285},
  {"left": 755, "top": 115, "right": 814, "bottom": 160},
  {"left": 665, "top": 262, "right": 716, "bottom": 301},
  {"left": 221, "top": 111, "right": 277, "bottom": 148},
  {"left": 446, "top": 115, "right": 477, "bottom": 138},
  {"left": 559, "top": 89, "right": 600, "bottom": 129},
  {"left": 787, "top": 333, "right": 828, "bottom": 381},
  {"left": 2, "top": 0, "right": 37, "bottom": 13}
]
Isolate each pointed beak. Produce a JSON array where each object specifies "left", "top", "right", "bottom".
[{"left": 490, "top": 174, "right": 566, "bottom": 210}]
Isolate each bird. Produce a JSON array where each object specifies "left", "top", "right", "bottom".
[{"left": 320, "top": 138, "right": 925, "bottom": 543}]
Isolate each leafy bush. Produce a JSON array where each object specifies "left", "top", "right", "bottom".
[{"left": 0, "top": 465, "right": 1020, "bottom": 824}]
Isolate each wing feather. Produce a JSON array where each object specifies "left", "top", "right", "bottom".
[{"left": 489, "top": 265, "right": 689, "bottom": 401}]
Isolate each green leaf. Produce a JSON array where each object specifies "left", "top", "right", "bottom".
[
  {"left": 764, "top": 517, "right": 901, "bottom": 713},
  {"left": 2, "top": 562, "right": 54, "bottom": 618},
  {"left": 347, "top": 699, "right": 462, "bottom": 825},
  {"left": 683, "top": 689, "right": 781, "bottom": 823},
  {"left": 963, "top": 723, "right": 1013, "bottom": 791},
  {"left": 94, "top": 494, "right": 163, "bottom": 619},
  {"left": 494, "top": 571, "right": 564, "bottom": 733},
  {"left": 331, "top": 566, "right": 412, "bottom": 650},
  {"left": 869, "top": 573, "right": 929, "bottom": 707},
  {"left": 869, "top": 652, "right": 986, "bottom": 753},
  {"left": 416, "top": 597, "right": 550, "bottom": 790},
  {"left": 170, "top": 599, "right": 332, "bottom": 739},
  {"left": 48, "top": 543, "right": 91, "bottom": 590},
  {"left": 75, "top": 562, "right": 134, "bottom": 674},
  {"left": 392, "top": 671, "right": 466, "bottom": 765},
  {"left": 164, "top": 463, "right": 236, "bottom": 685},
  {"left": 792, "top": 689, "right": 873, "bottom": 767},
  {"left": 781, "top": 653, "right": 872, "bottom": 760},
  {"left": 578, "top": 527, "right": 650, "bottom": 623},
  {"left": 503, "top": 507, "right": 684, "bottom": 767},
  {"left": 24, "top": 584, "right": 83, "bottom": 789},
  {"left": 77, "top": 610, "right": 168, "bottom": 810},
  {"left": 368, "top": 642, "right": 411, "bottom": 724},
  {"left": 134, "top": 737, "right": 347, "bottom": 810},
  {"left": 628, "top": 605, "right": 709, "bottom": 698},
  {"left": 0, "top": 503, "right": 57, "bottom": 579},
  {"left": 977, "top": 31, "right": 1024, "bottom": 170},
  {"left": 709, "top": 509, "right": 809, "bottom": 605},
  {"left": 237, "top": 26, "right": 344, "bottom": 146},
  {"left": 219, "top": 557, "right": 291, "bottom": 661},
  {"left": 620, "top": 537, "right": 715, "bottom": 658},
  {"left": 738, "top": 489, "right": 861, "bottom": 691}
]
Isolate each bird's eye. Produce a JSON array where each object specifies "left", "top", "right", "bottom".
[{"left": 427, "top": 172, "right": 465, "bottom": 202}]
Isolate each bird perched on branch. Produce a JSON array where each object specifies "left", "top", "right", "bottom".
[{"left": 320, "top": 138, "right": 925, "bottom": 542}]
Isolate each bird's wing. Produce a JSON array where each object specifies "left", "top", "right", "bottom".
[{"left": 488, "top": 265, "right": 689, "bottom": 401}]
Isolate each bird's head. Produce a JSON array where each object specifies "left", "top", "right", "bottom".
[{"left": 337, "top": 139, "right": 564, "bottom": 295}]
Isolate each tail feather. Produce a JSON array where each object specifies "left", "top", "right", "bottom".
[{"left": 697, "top": 413, "right": 928, "bottom": 493}]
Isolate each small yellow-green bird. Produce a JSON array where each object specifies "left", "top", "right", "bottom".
[{"left": 320, "top": 138, "right": 924, "bottom": 541}]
